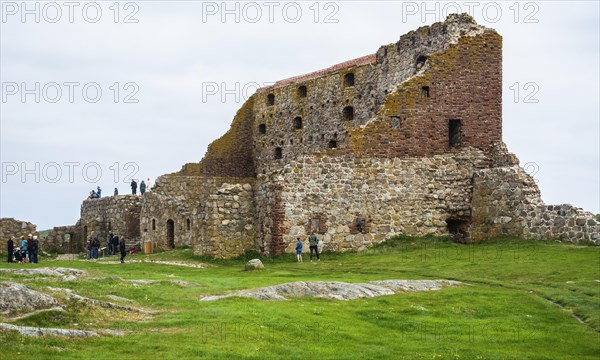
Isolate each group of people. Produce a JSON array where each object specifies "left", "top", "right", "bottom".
[
  {"left": 86, "top": 233, "right": 129, "bottom": 263},
  {"left": 6, "top": 234, "right": 39, "bottom": 263},
  {"left": 88, "top": 178, "right": 152, "bottom": 200},
  {"left": 110, "top": 178, "right": 151, "bottom": 197},
  {"left": 88, "top": 186, "right": 102, "bottom": 199},
  {"left": 130, "top": 179, "right": 148, "bottom": 195},
  {"left": 295, "top": 233, "right": 324, "bottom": 263}
]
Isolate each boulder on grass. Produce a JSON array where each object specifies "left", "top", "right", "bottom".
[{"left": 245, "top": 259, "right": 264, "bottom": 271}]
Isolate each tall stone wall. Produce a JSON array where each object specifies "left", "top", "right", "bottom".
[
  {"left": 257, "top": 148, "right": 490, "bottom": 254},
  {"left": 79, "top": 195, "right": 141, "bottom": 246},
  {"left": 470, "top": 166, "right": 600, "bottom": 244},
  {"left": 193, "top": 14, "right": 497, "bottom": 178},
  {"left": 140, "top": 175, "right": 255, "bottom": 258},
  {"left": 0, "top": 218, "right": 36, "bottom": 241}
]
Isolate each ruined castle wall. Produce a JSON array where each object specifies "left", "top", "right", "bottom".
[
  {"left": 259, "top": 148, "right": 489, "bottom": 254},
  {"left": 345, "top": 30, "right": 502, "bottom": 160},
  {"left": 42, "top": 224, "right": 83, "bottom": 253},
  {"left": 0, "top": 218, "right": 36, "bottom": 241},
  {"left": 250, "top": 14, "right": 498, "bottom": 176},
  {"left": 140, "top": 175, "right": 255, "bottom": 258},
  {"left": 80, "top": 195, "right": 141, "bottom": 246},
  {"left": 188, "top": 98, "right": 256, "bottom": 178},
  {"left": 470, "top": 166, "right": 600, "bottom": 244}
]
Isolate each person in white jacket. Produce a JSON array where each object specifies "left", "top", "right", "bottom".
[{"left": 317, "top": 238, "right": 324, "bottom": 256}]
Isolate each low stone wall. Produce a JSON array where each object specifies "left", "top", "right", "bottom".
[
  {"left": 257, "top": 148, "right": 490, "bottom": 254},
  {"left": 42, "top": 224, "right": 83, "bottom": 253},
  {"left": 0, "top": 218, "right": 37, "bottom": 241},
  {"left": 471, "top": 166, "right": 600, "bottom": 244}
]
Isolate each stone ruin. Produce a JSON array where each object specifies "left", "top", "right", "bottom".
[
  {"left": 45, "top": 14, "right": 598, "bottom": 258},
  {"left": 0, "top": 218, "right": 36, "bottom": 242}
]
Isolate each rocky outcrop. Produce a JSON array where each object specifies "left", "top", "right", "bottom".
[
  {"left": 0, "top": 282, "right": 59, "bottom": 313},
  {"left": 0, "top": 323, "right": 100, "bottom": 337},
  {"left": 0, "top": 267, "right": 86, "bottom": 277},
  {"left": 200, "top": 279, "right": 461, "bottom": 301}
]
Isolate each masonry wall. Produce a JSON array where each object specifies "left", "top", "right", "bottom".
[
  {"left": 252, "top": 15, "right": 499, "bottom": 175},
  {"left": 470, "top": 166, "right": 600, "bottom": 244},
  {"left": 257, "top": 148, "right": 489, "bottom": 254},
  {"left": 80, "top": 195, "right": 141, "bottom": 246},
  {"left": 346, "top": 30, "right": 502, "bottom": 159},
  {"left": 140, "top": 174, "right": 255, "bottom": 258},
  {"left": 42, "top": 224, "right": 83, "bottom": 253},
  {"left": 0, "top": 218, "right": 36, "bottom": 241}
]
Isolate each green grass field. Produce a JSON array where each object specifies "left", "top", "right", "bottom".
[{"left": 1, "top": 236, "right": 598, "bottom": 359}]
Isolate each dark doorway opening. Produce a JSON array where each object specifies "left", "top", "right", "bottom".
[
  {"left": 167, "top": 219, "right": 175, "bottom": 249},
  {"left": 446, "top": 218, "right": 469, "bottom": 243}
]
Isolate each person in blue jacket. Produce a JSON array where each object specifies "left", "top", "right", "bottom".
[
  {"left": 295, "top": 237, "right": 303, "bottom": 263},
  {"left": 20, "top": 236, "right": 28, "bottom": 263}
]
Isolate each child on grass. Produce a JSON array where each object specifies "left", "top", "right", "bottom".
[{"left": 295, "top": 237, "right": 303, "bottom": 263}]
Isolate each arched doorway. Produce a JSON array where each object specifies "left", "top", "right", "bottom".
[{"left": 166, "top": 219, "right": 175, "bottom": 249}]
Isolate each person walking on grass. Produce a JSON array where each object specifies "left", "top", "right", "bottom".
[
  {"left": 308, "top": 233, "right": 320, "bottom": 262},
  {"left": 295, "top": 237, "right": 303, "bottom": 263},
  {"left": 317, "top": 237, "right": 324, "bottom": 256},
  {"left": 7, "top": 236, "right": 14, "bottom": 263},
  {"left": 92, "top": 237, "right": 100, "bottom": 259},
  {"left": 86, "top": 238, "right": 92, "bottom": 260},
  {"left": 119, "top": 236, "right": 127, "bottom": 263}
]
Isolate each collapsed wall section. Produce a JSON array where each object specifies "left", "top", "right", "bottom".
[
  {"left": 471, "top": 166, "right": 600, "bottom": 244},
  {"left": 42, "top": 224, "right": 83, "bottom": 253},
  {"left": 0, "top": 218, "right": 37, "bottom": 241}
]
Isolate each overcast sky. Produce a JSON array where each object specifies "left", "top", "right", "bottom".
[{"left": 1, "top": 1, "right": 598, "bottom": 230}]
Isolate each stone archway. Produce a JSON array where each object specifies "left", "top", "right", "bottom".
[{"left": 166, "top": 219, "right": 175, "bottom": 249}]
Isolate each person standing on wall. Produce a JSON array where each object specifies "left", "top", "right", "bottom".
[
  {"left": 308, "top": 233, "right": 320, "bottom": 262},
  {"left": 140, "top": 180, "right": 146, "bottom": 195},
  {"left": 7, "top": 236, "right": 14, "bottom": 263},
  {"left": 131, "top": 179, "right": 138, "bottom": 195},
  {"left": 119, "top": 236, "right": 127, "bottom": 263},
  {"left": 31, "top": 235, "right": 39, "bottom": 264},
  {"left": 96, "top": 186, "right": 102, "bottom": 198},
  {"left": 114, "top": 187, "right": 119, "bottom": 196},
  {"left": 295, "top": 237, "right": 303, "bottom": 263}
]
